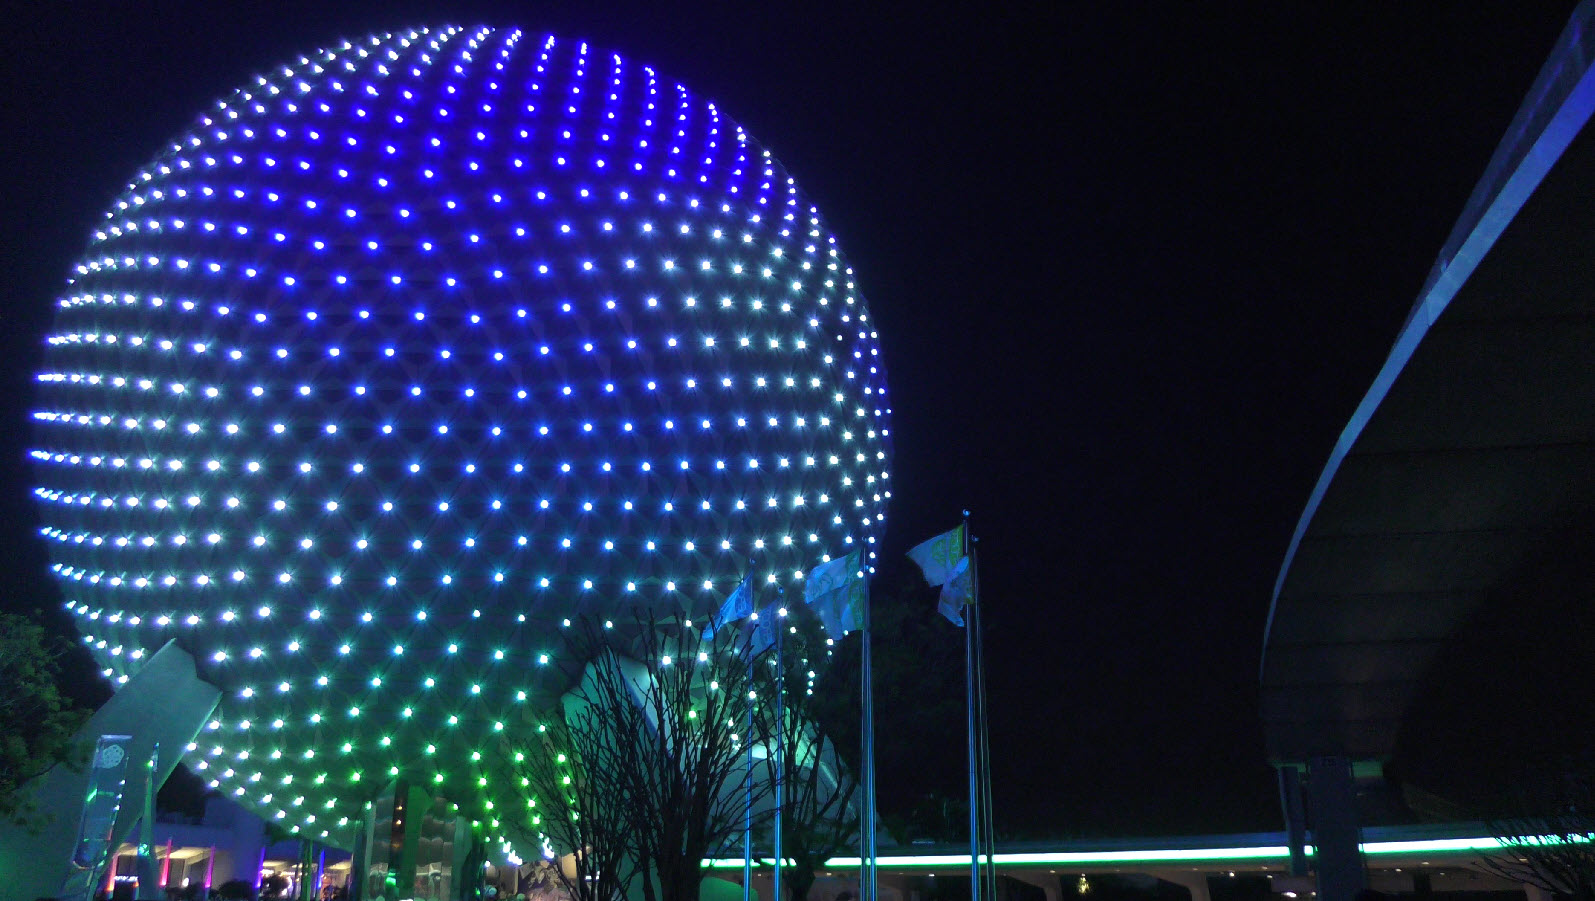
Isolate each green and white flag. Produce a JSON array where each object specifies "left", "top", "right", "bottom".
[
  {"left": 907, "top": 524, "right": 966, "bottom": 585},
  {"left": 908, "top": 524, "right": 974, "bottom": 626},
  {"left": 805, "top": 549, "right": 866, "bottom": 635},
  {"left": 938, "top": 555, "right": 975, "bottom": 626}
]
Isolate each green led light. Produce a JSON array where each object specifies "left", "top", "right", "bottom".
[
  {"left": 38, "top": 26, "right": 895, "bottom": 855},
  {"left": 703, "top": 836, "right": 1511, "bottom": 870},
  {"left": 1362, "top": 837, "right": 1507, "bottom": 855}
]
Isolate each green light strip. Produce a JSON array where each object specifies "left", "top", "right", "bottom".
[
  {"left": 707, "top": 848, "right": 1288, "bottom": 869},
  {"left": 706, "top": 836, "right": 1505, "bottom": 869},
  {"left": 1361, "top": 837, "right": 1505, "bottom": 855}
]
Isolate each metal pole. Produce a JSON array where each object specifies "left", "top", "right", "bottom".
[
  {"left": 743, "top": 691, "right": 754, "bottom": 901},
  {"left": 741, "top": 572, "right": 758, "bottom": 901},
  {"left": 867, "top": 577, "right": 880, "bottom": 899},
  {"left": 774, "top": 606, "right": 785, "bottom": 901},
  {"left": 963, "top": 561, "right": 988, "bottom": 901},
  {"left": 962, "top": 518, "right": 981, "bottom": 901},
  {"left": 861, "top": 577, "right": 877, "bottom": 901}
]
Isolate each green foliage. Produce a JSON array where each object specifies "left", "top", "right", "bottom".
[{"left": 0, "top": 611, "right": 90, "bottom": 829}]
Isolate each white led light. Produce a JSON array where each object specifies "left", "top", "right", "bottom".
[{"left": 34, "top": 25, "right": 890, "bottom": 852}]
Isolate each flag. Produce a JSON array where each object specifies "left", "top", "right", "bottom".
[
  {"left": 814, "top": 580, "right": 866, "bottom": 635},
  {"left": 908, "top": 525, "right": 974, "bottom": 626},
  {"left": 907, "top": 524, "right": 966, "bottom": 587},
  {"left": 805, "top": 550, "right": 866, "bottom": 635},
  {"left": 937, "top": 555, "right": 975, "bottom": 626},
  {"left": 806, "top": 550, "right": 861, "bottom": 598},
  {"left": 712, "top": 571, "right": 756, "bottom": 631},
  {"left": 748, "top": 607, "right": 779, "bottom": 656}
]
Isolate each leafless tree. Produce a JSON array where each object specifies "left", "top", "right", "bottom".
[
  {"left": 1474, "top": 769, "right": 1595, "bottom": 900},
  {"left": 500, "top": 614, "right": 776, "bottom": 901},
  {"left": 755, "top": 614, "right": 860, "bottom": 901},
  {"left": 497, "top": 690, "right": 639, "bottom": 901}
]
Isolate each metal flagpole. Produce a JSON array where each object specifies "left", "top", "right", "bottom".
[
  {"left": 963, "top": 551, "right": 988, "bottom": 899},
  {"left": 743, "top": 592, "right": 756, "bottom": 901},
  {"left": 774, "top": 602, "right": 786, "bottom": 901},
  {"left": 963, "top": 525, "right": 981, "bottom": 901},
  {"left": 743, "top": 693, "right": 755, "bottom": 901},
  {"left": 861, "top": 561, "right": 878, "bottom": 901}
]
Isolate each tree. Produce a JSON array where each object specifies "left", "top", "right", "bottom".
[
  {"left": 756, "top": 614, "right": 859, "bottom": 901},
  {"left": 0, "top": 611, "right": 90, "bottom": 829},
  {"left": 214, "top": 879, "right": 255, "bottom": 901},
  {"left": 500, "top": 614, "right": 774, "bottom": 901},
  {"left": 498, "top": 683, "right": 640, "bottom": 901},
  {"left": 1474, "top": 766, "right": 1595, "bottom": 900},
  {"left": 807, "top": 578, "right": 965, "bottom": 839}
]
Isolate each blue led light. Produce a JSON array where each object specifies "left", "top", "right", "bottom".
[{"left": 33, "top": 24, "right": 891, "bottom": 851}]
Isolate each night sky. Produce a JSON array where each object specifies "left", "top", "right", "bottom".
[{"left": 0, "top": 1, "right": 1581, "bottom": 839}]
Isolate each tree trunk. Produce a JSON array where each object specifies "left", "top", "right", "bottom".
[{"left": 786, "top": 867, "right": 816, "bottom": 901}]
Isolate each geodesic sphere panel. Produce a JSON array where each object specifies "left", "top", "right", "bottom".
[{"left": 32, "top": 25, "right": 890, "bottom": 849}]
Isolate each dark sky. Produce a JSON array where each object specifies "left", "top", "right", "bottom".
[{"left": 0, "top": 1, "right": 1581, "bottom": 839}]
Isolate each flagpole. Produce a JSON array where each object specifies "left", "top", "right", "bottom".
[
  {"left": 971, "top": 549, "right": 997, "bottom": 901},
  {"left": 861, "top": 567, "right": 877, "bottom": 901},
  {"left": 774, "top": 600, "right": 786, "bottom": 901},
  {"left": 743, "top": 705, "right": 753, "bottom": 901},
  {"left": 742, "top": 578, "right": 757, "bottom": 901},
  {"left": 962, "top": 516, "right": 982, "bottom": 901}
]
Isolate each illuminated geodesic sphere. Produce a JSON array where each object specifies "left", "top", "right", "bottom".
[{"left": 32, "top": 25, "right": 890, "bottom": 849}]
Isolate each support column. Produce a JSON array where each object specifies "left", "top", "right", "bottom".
[
  {"left": 346, "top": 810, "right": 369, "bottom": 901},
  {"left": 357, "top": 780, "right": 429, "bottom": 900},
  {"left": 227, "top": 810, "right": 265, "bottom": 890},
  {"left": 1277, "top": 766, "right": 1308, "bottom": 877},
  {"left": 1306, "top": 756, "right": 1363, "bottom": 901},
  {"left": 451, "top": 814, "right": 486, "bottom": 901}
]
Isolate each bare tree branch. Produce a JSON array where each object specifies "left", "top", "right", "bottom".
[
  {"left": 498, "top": 614, "right": 777, "bottom": 901},
  {"left": 755, "top": 615, "right": 860, "bottom": 901},
  {"left": 1474, "top": 769, "right": 1595, "bottom": 901}
]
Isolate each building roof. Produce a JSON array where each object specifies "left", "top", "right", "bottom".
[{"left": 1261, "top": 0, "right": 1595, "bottom": 764}]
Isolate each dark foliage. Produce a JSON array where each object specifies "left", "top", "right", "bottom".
[{"left": 0, "top": 611, "right": 90, "bottom": 829}]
